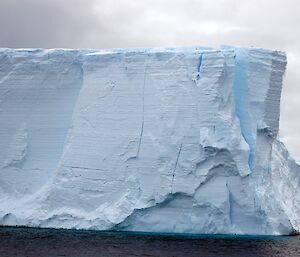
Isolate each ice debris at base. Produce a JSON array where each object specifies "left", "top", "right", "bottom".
[{"left": 0, "top": 46, "right": 299, "bottom": 235}]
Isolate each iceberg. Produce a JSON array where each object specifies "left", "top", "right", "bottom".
[{"left": 0, "top": 46, "right": 299, "bottom": 235}]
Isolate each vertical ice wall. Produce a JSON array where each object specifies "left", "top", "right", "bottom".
[{"left": 0, "top": 46, "right": 299, "bottom": 235}]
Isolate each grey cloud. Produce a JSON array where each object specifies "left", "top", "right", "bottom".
[{"left": 0, "top": 0, "right": 103, "bottom": 48}]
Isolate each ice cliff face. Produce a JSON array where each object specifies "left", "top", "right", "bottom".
[{"left": 0, "top": 46, "right": 299, "bottom": 235}]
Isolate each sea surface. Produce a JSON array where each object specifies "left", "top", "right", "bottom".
[{"left": 0, "top": 227, "right": 299, "bottom": 257}]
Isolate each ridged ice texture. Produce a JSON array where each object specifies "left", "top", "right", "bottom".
[{"left": 0, "top": 46, "right": 299, "bottom": 235}]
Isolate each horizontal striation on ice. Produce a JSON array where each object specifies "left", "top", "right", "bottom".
[{"left": 0, "top": 46, "right": 299, "bottom": 235}]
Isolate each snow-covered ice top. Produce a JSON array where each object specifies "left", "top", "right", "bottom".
[{"left": 0, "top": 46, "right": 299, "bottom": 235}]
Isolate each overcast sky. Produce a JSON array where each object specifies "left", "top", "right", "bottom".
[{"left": 0, "top": 0, "right": 299, "bottom": 160}]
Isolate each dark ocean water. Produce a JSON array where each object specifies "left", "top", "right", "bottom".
[{"left": 0, "top": 227, "right": 299, "bottom": 257}]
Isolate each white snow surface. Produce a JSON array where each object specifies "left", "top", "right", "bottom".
[{"left": 0, "top": 46, "right": 299, "bottom": 235}]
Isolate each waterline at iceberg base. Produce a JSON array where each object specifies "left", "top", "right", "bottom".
[{"left": 0, "top": 46, "right": 299, "bottom": 236}]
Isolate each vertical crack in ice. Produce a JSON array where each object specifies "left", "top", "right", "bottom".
[
  {"left": 232, "top": 48, "right": 255, "bottom": 172},
  {"left": 226, "top": 181, "right": 233, "bottom": 226},
  {"left": 196, "top": 53, "right": 203, "bottom": 80},
  {"left": 171, "top": 143, "right": 182, "bottom": 193},
  {"left": 136, "top": 61, "right": 147, "bottom": 157}
]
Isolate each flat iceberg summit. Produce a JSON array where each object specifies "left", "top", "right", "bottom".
[{"left": 0, "top": 46, "right": 299, "bottom": 235}]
